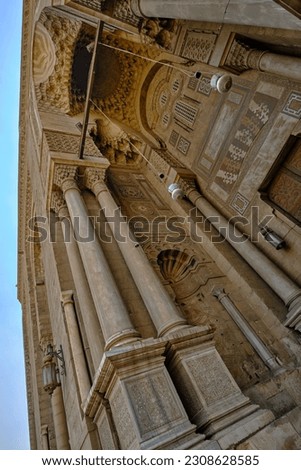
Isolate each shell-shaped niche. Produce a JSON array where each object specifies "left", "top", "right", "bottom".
[
  {"left": 33, "top": 22, "right": 56, "bottom": 85},
  {"left": 32, "top": 8, "right": 82, "bottom": 114}
]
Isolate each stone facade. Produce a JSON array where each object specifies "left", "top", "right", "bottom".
[{"left": 18, "top": 0, "right": 301, "bottom": 450}]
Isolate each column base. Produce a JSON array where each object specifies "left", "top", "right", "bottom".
[
  {"left": 105, "top": 328, "right": 141, "bottom": 351},
  {"left": 84, "top": 338, "right": 208, "bottom": 449},
  {"left": 165, "top": 326, "right": 274, "bottom": 441}
]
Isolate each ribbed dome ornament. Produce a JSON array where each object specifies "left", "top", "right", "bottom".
[{"left": 157, "top": 249, "right": 196, "bottom": 283}]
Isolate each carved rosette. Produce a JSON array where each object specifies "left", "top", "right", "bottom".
[
  {"left": 54, "top": 165, "right": 79, "bottom": 195},
  {"left": 84, "top": 167, "right": 107, "bottom": 196}
]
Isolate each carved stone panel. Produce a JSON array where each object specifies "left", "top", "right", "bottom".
[
  {"left": 180, "top": 31, "right": 217, "bottom": 63},
  {"left": 44, "top": 130, "right": 100, "bottom": 157}
]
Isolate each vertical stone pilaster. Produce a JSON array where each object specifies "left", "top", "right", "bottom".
[
  {"left": 61, "top": 290, "right": 91, "bottom": 403},
  {"left": 51, "top": 386, "right": 70, "bottom": 450},
  {"left": 40, "top": 425, "right": 49, "bottom": 450}
]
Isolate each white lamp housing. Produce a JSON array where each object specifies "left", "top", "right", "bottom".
[
  {"left": 168, "top": 183, "right": 184, "bottom": 200},
  {"left": 210, "top": 74, "right": 233, "bottom": 93}
]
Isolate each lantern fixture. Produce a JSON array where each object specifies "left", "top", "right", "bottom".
[
  {"left": 259, "top": 226, "right": 286, "bottom": 250},
  {"left": 42, "top": 344, "right": 66, "bottom": 395}
]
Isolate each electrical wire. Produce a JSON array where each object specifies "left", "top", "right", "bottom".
[
  {"left": 90, "top": 99, "right": 163, "bottom": 177},
  {"left": 98, "top": 41, "right": 206, "bottom": 79}
]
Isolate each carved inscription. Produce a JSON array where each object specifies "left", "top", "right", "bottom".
[
  {"left": 110, "top": 386, "right": 136, "bottom": 449},
  {"left": 186, "top": 351, "right": 237, "bottom": 406},
  {"left": 126, "top": 371, "right": 183, "bottom": 437},
  {"left": 214, "top": 92, "right": 277, "bottom": 194}
]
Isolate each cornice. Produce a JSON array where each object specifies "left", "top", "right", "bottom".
[
  {"left": 17, "top": 0, "right": 37, "bottom": 302},
  {"left": 18, "top": 1, "right": 54, "bottom": 301}
]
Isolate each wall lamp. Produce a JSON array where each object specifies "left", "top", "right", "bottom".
[
  {"left": 259, "top": 226, "right": 286, "bottom": 250},
  {"left": 168, "top": 183, "right": 184, "bottom": 200},
  {"left": 42, "top": 344, "right": 66, "bottom": 395},
  {"left": 210, "top": 74, "right": 233, "bottom": 94}
]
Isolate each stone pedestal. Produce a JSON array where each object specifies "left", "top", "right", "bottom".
[
  {"left": 84, "top": 339, "right": 212, "bottom": 450},
  {"left": 165, "top": 326, "right": 274, "bottom": 446}
]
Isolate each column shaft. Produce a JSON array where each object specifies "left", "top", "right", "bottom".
[
  {"left": 61, "top": 291, "right": 91, "bottom": 402},
  {"left": 85, "top": 170, "right": 187, "bottom": 336},
  {"left": 64, "top": 186, "right": 140, "bottom": 349},
  {"left": 259, "top": 52, "right": 301, "bottom": 82},
  {"left": 130, "top": 0, "right": 301, "bottom": 29},
  {"left": 51, "top": 386, "right": 70, "bottom": 450},
  {"left": 187, "top": 187, "right": 300, "bottom": 306},
  {"left": 60, "top": 215, "right": 104, "bottom": 369},
  {"left": 53, "top": 166, "right": 140, "bottom": 350},
  {"left": 183, "top": 185, "right": 301, "bottom": 332},
  {"left": 212, "top": 288, "right": 280, "bottom": 371}
]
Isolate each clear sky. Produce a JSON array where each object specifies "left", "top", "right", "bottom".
[{"left": 0, "top": 0, "right": 30, "bottom": 449}]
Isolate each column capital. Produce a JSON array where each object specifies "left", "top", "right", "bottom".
[
  {"left": 61, "top": 290, "right": 74, "bottom": 308},
  {"left": 224, "top": 38, "right": 267, "bottom": 74},
  {"left": 51, "top": 190, "right": 69, "bottom": 218},
  {"left": 211, "top": 286, "right": 227, "bottom": 300},
  {"left": 40, "top": 335, "right": 54, "bottom": 354},
  {"left": 84, "top": 167, "right": 107, "bottom": 197},
  {"left": 54, "top": 165, "right": 79, "bottom": 195},
  {"left": 178, "top": 177, "right": 201, "bottom": 204}
]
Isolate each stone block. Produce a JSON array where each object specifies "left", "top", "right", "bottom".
[{"left": 242, "top": 421, "right": 301, "bottom": 450}]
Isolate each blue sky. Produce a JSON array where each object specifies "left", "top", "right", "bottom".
[{"left": 0, "top": 0, "right": 30, "bottom": 449}]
